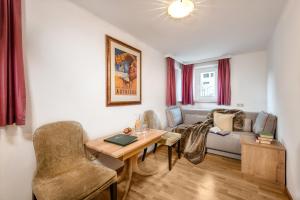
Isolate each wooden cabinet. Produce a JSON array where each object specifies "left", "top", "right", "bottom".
[{"left": 240, "top": 134, "right": 286, "bottom": 187}]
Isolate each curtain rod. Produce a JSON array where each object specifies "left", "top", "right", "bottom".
[
  {"left": 165, "top": 54, "right": 232, "bottom": 65},
  {"left": 182, "top": 55, "right": 232, "bottom": 65}
]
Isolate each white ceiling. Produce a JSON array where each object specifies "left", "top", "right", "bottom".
[{"left": 71, "top": 0, "right": 286, "bottom": 62}]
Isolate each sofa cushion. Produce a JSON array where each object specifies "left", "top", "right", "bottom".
[
  {"left": 166, "top": 106, "right": 183, "bottom": 127},
  {"left": 207, "top": 131, "right": 253, "bottom": 154},
  {"left": 214, "top": 112, "right": 235, "bottom": 131},
  {"left": 184, "top": 114, "right": 206, "bottom": 125},
  {"left": 253, "top": 111, "right": 268, "bottom": 134}
]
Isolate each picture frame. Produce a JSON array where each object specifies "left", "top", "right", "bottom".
[{"left": 106, "top": 35, "right": 142, "bottom": 106}]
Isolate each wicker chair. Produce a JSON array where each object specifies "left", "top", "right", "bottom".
[{"left": 32, "top": 121, "right": 117, "bottom": 200}]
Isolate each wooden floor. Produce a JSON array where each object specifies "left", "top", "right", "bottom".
[{"left": 100, "top": 146, "right": 289, "bottom": 200}]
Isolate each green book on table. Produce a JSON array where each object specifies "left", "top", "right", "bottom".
[
  {"left": 104, "top": 134, "right": 138, "bottom": 146},
  {"left": 259, "top": 131, "right": 273, "bottom": 139}
]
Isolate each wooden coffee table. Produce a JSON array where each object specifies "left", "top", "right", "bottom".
[{"left": 85, "top": 129, "right": 167, "bottom": 200}]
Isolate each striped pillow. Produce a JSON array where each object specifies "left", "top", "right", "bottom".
[
  {"left": 253, "top": 111, "right": 277, "bottom": 137},
  {"left": 253, "top": 111, "right": 268, "bottom": 134}
]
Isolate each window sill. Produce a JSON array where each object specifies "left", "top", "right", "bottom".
[
  {"left": 194, "top": 101, "right": 217, "bottom": 104},
  {"left": 177, "top": 101, "right": 217, "bottom": 104}
]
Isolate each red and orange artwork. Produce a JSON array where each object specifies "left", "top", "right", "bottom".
[{"left": 114, "top": 48, "right": 137, "bottom": 96}]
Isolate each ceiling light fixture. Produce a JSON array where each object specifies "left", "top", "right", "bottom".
[{"left": 168, "top": 0, "right": 195, "bottom": 19}]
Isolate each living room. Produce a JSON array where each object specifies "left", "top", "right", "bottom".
[{"left": 0, "top": 0, "right": 299, "bottom": 200}]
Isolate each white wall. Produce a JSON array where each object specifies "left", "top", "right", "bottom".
[
  {"left": 0, "top": 0, "right": 166, "bottom": 199},
  {"left": 267, "top": 0, "right": 300, "bottom": 199},
  {"left": 183, "top": 51, "right": 267, "bottom": 112}
]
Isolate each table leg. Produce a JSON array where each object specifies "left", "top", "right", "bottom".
[
  {"left": 121, "top": 158, "right": 133, "bottom": 200},
  {"left": 119, "top": 152, "right": 158, "bottom": 200},
  {"left": 132, "top": 154, "right": 158, "bottom": 176},
  {"left": 117, "top": 160, "right": 128, "bottom": 183}
]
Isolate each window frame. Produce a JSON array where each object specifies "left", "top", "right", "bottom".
[{"left": 193, "top": 63, "right": 218, "bottom": 103}]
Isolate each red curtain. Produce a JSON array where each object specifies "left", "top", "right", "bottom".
[
  {"left": 182, "top": 64, "right": 194, "bottom": 105},
  {"left": 217, "top": 58, "right": 231, "bottom": 105},
  {"left": 0, "top": 0, "right": 26, "bottom": 126},
  {"left": 166, "top": 57, "right": 176, "bottom": 106}
]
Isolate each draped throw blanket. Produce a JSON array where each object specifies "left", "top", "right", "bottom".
[
  {"left": 174, "top": 119, "right": 213, "bottom": 164},
  {"left": 174, "top": 109, "right": 245, "bottom": 164}
]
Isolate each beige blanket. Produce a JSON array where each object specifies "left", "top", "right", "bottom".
[{"left": 174, "top": 109, "right": 245, "bottom": 164}]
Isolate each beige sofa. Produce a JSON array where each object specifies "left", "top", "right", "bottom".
[{"left": 166, "top": 106, "right": 261, "bottom": 159}]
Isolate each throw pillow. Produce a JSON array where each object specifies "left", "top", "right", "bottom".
[
  {"left": 166, "top": 107, "right": 183, "bottom": 127},
  {"left": 263, "top": 114, "right": 277, "bottom": 136},
  {"left": 214, "top": 112, "right": 234, "bottom": 132},
  {"left": 184, "top": 114, "right": 207, "bottom": 125},
  {"left": 243, "top": 118, "right": 252, "bottom": 132},
  {"left": 253, "top": 111, "right": 268, "bottom": 134}
]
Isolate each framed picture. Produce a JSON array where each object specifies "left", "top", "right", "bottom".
[{"left": 106, "top": 35, "right": 142, "bottom": 106}]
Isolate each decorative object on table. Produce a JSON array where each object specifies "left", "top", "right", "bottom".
[
  {"left": 123, "top": 127, "right": 133, "bottom": 135},
  {"left": 142, "top": 123, "right": 149, "bottom": 132},
  {"left": 256, "top": 131, "right": 274, "bottom": 144},
  {"left": 32, "top": 121, "right": 117, "bottom": 200},
  {"left": 104, "top": 134, "right": 138, "bottom": 146},
  {"left": 134, "top": 114, "right": 142, "bottom": 132},
  {"left": 106, "top": 35, "right": 142, "bottom": 106}
]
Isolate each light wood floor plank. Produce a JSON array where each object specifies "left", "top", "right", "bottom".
[{"left": 98, "top": 146, "right": 289, "bottom": 200}]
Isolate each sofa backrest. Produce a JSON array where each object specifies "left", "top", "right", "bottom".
[
  {"left": 182, "top": 109, "right": 260, "bottom": 132},
  {"left": 182, "top": 109, "right": 258, "bottom": 123},
  {"left": 244, "top": 112, "right": 259, "bottom": 126}
]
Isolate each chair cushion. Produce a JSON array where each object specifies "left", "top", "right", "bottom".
[
  {"left": 33, "top": 160, "right": 117, "bottom": 200},
  {"left": 166, "top": 106, "right": 183, "bottom": 127},
  {"left": 160, "top": 132, "right": 181, "bottom": 146}
]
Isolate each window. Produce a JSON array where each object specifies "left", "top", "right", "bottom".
[
  {"left": 194, "top": 64, "right": 218, "bottom": 102},
  {"left": 175, "top": 61, "right": 182, "bottom": 102}
]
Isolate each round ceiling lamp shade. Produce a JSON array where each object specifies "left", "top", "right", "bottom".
[{"left": 168, "top": 0, "right": 195, "bottom": 19}]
